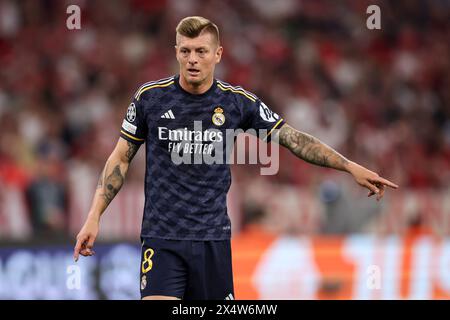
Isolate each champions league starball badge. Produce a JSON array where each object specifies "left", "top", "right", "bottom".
[
  {"left": 212, "top": 107, "right": 225, "bottom": 126},
  {"left": 127, "top": 103, "right": 137, "bottom": 122}
]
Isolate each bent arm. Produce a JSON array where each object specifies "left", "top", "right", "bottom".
[
  {"left": 86, "top": 137, "right": 141, "bottom": 223},
  {"left": 277, "top": 123, "right": 350, "bottom": 172}
]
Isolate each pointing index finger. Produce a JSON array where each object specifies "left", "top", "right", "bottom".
[
  {"left": 73, "top": 238, "right": 83, "bottom": 262},
  {"left": 374, "top": 176, "right": 399, "bottom": 189}
]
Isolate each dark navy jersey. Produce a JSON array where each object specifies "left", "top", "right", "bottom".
[{"left": 120, "top": 75, "right": 285, "bottom": 240}]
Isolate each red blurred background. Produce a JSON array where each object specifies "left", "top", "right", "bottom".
[{"left": 0, "top": 0, "right": 449, "bottom": 299}]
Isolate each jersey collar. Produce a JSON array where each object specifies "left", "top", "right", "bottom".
[{"left": 174, "top": 74, "right": 217, "bottom": 99}]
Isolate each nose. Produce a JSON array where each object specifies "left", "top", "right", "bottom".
[{"left": 188, "top": 52, "right": 198, "bottom": 65}]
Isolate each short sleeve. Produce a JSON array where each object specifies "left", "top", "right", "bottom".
[
  {"left": 119, "top": 98, "right": 147, "bottom": 145},
  {"left": 241, "top": 98, "right": 285, "bottom": 142}
]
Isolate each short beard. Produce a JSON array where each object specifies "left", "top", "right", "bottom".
[{"left": 186, "top": 75, "right": 205, "bottom": 86}]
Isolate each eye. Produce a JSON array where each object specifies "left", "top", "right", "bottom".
[{"left": 197, "top": 49, "right": 207, "bottom": 57}]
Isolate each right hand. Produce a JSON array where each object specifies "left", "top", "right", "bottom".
[{"left": 73, "top": 218, "right": 99, "bottom": 262}]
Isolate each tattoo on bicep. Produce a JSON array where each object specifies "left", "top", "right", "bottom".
[
  {"left": 125, "top": 141, "right": 140, "bottom": 162},
  {"left": 101, "top": 165, "right": 124, "bottom": 205},
  {"left": 279, "top": 124, "right": 349, "bottom": 169}
]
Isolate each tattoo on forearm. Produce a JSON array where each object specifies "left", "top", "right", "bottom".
[
  {"left": 279, "top": 124, "right": 349, "bottom": 170},
  {"left": 125, "top": 141, "right": 140, "bottom": 162},
  {"left": 96, "top": 142, "right": 136, "bottom": 206},
  {"left": 100, "top": 164, "right": 124, "bottom": 206}
]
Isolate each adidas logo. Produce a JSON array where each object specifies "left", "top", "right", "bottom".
[
  {"left": 161, "top": 110, "right": 175, "bottom": 119},
  {"left": 225, "top": 293, "right": 234, "bottom": 300}
]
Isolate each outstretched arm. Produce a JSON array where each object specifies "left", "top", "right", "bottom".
[
  {"left": 276, "top": 123, "right": 398, "bottom": 200},
  {"left": 73, "top": 137, "right": 140, "bottom": 261}
]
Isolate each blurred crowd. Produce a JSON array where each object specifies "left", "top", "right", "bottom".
[{"left": 0, "top": 0, "right": 449, "bottom": 241}]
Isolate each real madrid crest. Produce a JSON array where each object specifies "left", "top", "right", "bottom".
[
  {"left": 140, "top": 275, "right": 147, "bottom": 290},
  {"left": 212, "top": 107, "right": 225, "bottom": 126}
]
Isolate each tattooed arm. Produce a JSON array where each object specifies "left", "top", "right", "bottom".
[
  {"left": 278, "top": 123, "right": 350, "bottom": 171},
  {"left": 74, "top": 137, "right": 140, "bottom": 261},
  {"left": 276, "top": 124, "right": 398, "bottom": 199},
  {"left": 93, "top": 138, "right": 139, "bottom": 211}
]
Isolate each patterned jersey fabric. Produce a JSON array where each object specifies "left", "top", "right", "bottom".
[{"left": 120, "top": 75, "right": 285, "bottom": 240}]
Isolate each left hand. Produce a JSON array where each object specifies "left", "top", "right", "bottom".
[{"left": 346, "top": 161, "right": 399, "bottom": 201}]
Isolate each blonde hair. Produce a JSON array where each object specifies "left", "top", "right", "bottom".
[{"left": 176, "top": 16, "right": 220, "bottom": 45}]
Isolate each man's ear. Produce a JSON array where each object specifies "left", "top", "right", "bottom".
[{"left": 216, "top": 46, "right": 223, "bottom": 63}]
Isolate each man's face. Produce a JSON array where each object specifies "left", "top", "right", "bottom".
[{"left": 175, "top": 32, "right": 223, "bottom": 87}]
